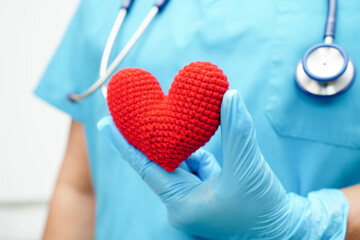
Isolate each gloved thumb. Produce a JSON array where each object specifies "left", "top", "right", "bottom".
[
  {"left": 186, "top": 149, "right": 221, "bottom": 181},
  {"left": 220, "top": 90, "right": 259, "bottom": 178}
]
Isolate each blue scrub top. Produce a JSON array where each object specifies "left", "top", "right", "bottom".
[{"left": 35, "top": 0, "right": 360, "bottom": 239}]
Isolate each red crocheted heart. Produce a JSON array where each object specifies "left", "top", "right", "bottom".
[{"left": 107, "top": 62, "right": 229, "bottom": 172}]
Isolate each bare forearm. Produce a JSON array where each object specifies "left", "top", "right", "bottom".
[
  {"left": 43, "top": 121, "right": 94, "bottom": 239},
  {"left": 43, "top": 183, "right": 94, "bottom": 240},
  {"left": 341, "top": 184, "right": 360, "bottom": 240}
]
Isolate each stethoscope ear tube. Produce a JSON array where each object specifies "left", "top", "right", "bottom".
[
  {"left": 325, "top": 0, "right": 336, "bottom": 38},
  {"left": 68, "top": 0, "right": 171, "bottom": 102},
  {"left": 156, "top": 0, "right": 170, "bottom": 11},
  {"left": 122, "top": 0, "right": 135, "bottom": 11}
]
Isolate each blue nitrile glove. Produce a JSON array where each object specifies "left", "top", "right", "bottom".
[{"left": 98, "top": 90, "right": 349, "bottom": 239}]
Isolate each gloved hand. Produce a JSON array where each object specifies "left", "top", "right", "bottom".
[{"left": 98, "top": 90, "right": 349, "bottom": 239}]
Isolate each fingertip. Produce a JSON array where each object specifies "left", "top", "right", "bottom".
[
  {"left": 97, "top": 116, "right": 132, "bottom": 156},
  {"left": 221, "top": 89, "right": 254, "bottom": 133},
  {"left": 97, "top": 116, "right": 116, "bottom": 134},
  {"left": 221, "top": 90, "right": 242, "bottom": 116},
  {"left": 221, "top": 89, "right": 247, "bottom": 114},
  {"left": 97, "top": 116, "right": 118, "bottom": 147},
  {"left": 198, "top": 151, "right": 221, "bottom": 180},
  {"left": 224, "top": 89, "right": 239, "bottom": 99},
  {"left": 221, "top": 90, "right": 239, "bottom": 131},
  {"left": 186, "top": 149, "right": 221, "bottom": 181},
  {"left": 179, "top": 161, "right": 191, "bottom": 172},
  {"left": 221, "top": 90, "right": 239, "bottom": 111}
]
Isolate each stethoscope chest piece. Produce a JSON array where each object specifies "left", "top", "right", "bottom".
[
  {"left": 295, "top": 0, "right": 356, "bottom": 97},
  {"left": 296, "top": 43, "right": 355, "bottom": 97}
]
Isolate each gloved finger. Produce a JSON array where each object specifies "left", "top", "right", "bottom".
[
  {"left": 220, "top": 90, "right": 258, "bottom": 177},
  {"left": 97, "top": 116, "right": 200, "bottom": 200},
  {"left": 186, "top": 149, "right": 221, "bottom": 181},
  {"left": 97, "top": 116, "right": 131, "bottom": 158},
  {"left": 179, "top": 161, "right": 191, "bottom": 172}
]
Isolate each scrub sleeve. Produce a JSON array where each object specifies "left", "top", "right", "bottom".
[{"left": 35, "top": 0, "right": 100, "bottom": 123}]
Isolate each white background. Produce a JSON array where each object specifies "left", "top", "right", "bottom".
[{"left": 0, "top": 0, "right": 79, "bottom": 239}]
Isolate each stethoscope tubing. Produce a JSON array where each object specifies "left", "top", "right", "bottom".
[
  {"left": 325, "top": 0, "right": 336, "bottom": 39},
  {"left": 100, "top": 7, "right": 159, "bottom": 100},
  {"left": 69, "top": 0, "right": 351, "bottom": 101},
  {"left": 68, "top": 0, "right": 170, "bottom": 102}
]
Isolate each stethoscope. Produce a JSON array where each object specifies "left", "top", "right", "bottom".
[
  {"left": 68, "top": 0, "right": 355, "bottom": 102},
  {"left": 296, "top": 0, "right": 355, "bottom": 97},
  {"left": 68, "top": 0, "right": 170, "bottom": 102}
]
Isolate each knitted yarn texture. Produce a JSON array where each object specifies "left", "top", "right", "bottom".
[{"left": 107, "top": 61, "right": 229, "bottom": 172}]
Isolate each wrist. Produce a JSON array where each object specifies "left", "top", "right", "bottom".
[
  {"left": 287, "top": 189, "right": 349, "bottom": 239},
  {"left": 341, "top": 184, "right": 360, "bottom": 240}
]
